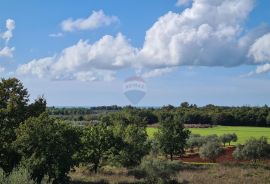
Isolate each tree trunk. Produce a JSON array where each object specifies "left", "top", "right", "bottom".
[
  {"left": 94, "top": 163, "right": 98, "bottom": 173},
  {"left": 170, "top": 153, "right": 173, "bottom": 161}
]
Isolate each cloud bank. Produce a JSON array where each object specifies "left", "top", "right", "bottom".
[{"left": 17, "top": 0, "right": 270, "bottom": 81}]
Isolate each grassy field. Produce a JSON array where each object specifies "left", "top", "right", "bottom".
[{"left": 147, "top": 126, "right": 270, "bottom": 144}]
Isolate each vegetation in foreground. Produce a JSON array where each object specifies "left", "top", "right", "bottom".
[
  {"left": 1, "top": 78, "right": 270, "bottom": 184},
  {"left": 69, "top": 163, "right": 270, "bottom": 184}
]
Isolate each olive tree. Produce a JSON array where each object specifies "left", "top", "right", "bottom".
[
  {"left": 199, "top": 141, "right": 224, "bottom": 162},
  {"left": 220, "top": 133, "right": 238, "bottom": 146},
  {"left": 233, "top": 137, "right": 270, "bottom": 162}
]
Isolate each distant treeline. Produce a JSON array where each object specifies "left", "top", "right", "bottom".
[{"left": 47, "top": 102, "right": 270, "bottom": 127}]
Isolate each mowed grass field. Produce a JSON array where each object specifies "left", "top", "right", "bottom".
[{"left": 147, "top": 126, "right": 270, "bottom": 144}]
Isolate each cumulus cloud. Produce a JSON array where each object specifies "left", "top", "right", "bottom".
[
  {"left": 1, "top": 19, "right": 15, "bottom": 58},
  {"left": 248, "top": 32, "right": 270, "bottom": 63},
  {"left": 17, "top": 0, "right": 270, "bottom": 81},
  {"left": 138, "top": 0, "right": 260, "bottom": 68},
  {"left": 1, "top": 19, "right": 15, "bottom": 43},
  {"left": 61, "top": 10, "right": 119, "bottom": 32},
  {"left": 17, "top": 33, "right": 136, "bottom": 81},
  {"left": 0, "top": 46, "right": 15, "bottom": 57}
]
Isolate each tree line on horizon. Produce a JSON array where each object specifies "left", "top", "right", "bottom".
[{"left": 48, "top": 102, "right": 270, "bottom": 127}]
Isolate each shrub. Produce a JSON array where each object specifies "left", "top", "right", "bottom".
[
  {"left": 199, "top": 141, "right": 224, "bottom": 162},
  {"left": 233, "top": 137, "right": 270, "bottom": 162},
  {"left": 186, "top": 134, "right": 204, "bottom": 151},
  {"left": 129, "top": 156, "right": 181, "bottom": 184}
]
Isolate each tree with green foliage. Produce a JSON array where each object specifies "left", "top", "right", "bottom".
[
  {"left": 155, "top": 113, "right": 190, "bottom": 160},
  {"left": 186, "top": 134, "right": 205, "bottom": 152},
  {"left": 14, "top": 113, "right": 81, "bottom": 184},
  {"left": 219, "top": 133, "right": 238, "bottom": 146},
  {"left": 112, "top": 123, "right": 150, "bottom": 167},
  {"left": 199, "top": 141, "right": 223, "bottom": 162},
  {"left": 80, "top": 123, "right": 114, "bottom": 173},
  {"left": 233, "top": 137, "right": 270, "bottom": 162},
  {"left": 0, "top": 78, "right": 46, "bottom": 173}
]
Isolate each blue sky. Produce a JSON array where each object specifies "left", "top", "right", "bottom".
[{"left": 1, "top": 0, "right": 270, "bottom": 106}]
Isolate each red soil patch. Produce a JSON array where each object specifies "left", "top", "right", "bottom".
[{"left": 178, "top": 147, "right": 237, "bottom": 163}]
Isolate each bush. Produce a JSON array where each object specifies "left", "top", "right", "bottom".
[
  {"left": 129, "top": 156, "right": 181, "bottom": 184},
  {"left": 186, "top": 134, "right": 204, "bottom": 151},
  {"left": 233, "top": 137, "right": 270, "bottom": 162},
  {"left": 0, "top": 166, "right": 35, "bottom": 184},
  {"left": 199, "top": 141, "right": 224, "bottom": 162},
  {"left": 220, "top": 133, "right": 238, "bottom": 146}
]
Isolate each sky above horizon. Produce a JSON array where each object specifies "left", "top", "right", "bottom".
[{"left": 1, "top": 0, "right": 270, "bottom": 107}]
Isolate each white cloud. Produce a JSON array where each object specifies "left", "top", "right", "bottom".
[
  {"left": 248, "top": 33, "right": 270, "bottom": 63},
  {"left": 1, "top": 19, "right": 15, "bottom": 43},
  {"left": 17, "top": 33, "right": 136, "bottom": 81},
  {"left": 138, "top": 0, "right": 258, "bottom": 68},
  {"left": 49, "top": 32, "right": 64, "bottom": 38},
  {"left": 0, "top": 46, "right": 15, "bottom": 57},
  {"left": 255, "top": 64, "right": 270, "bottom": 74},
  {"left": 17, "top": 0, "right": 270, "bottom": 81},
  {"left": 1, "top": 19, "right": 15, "bottom": 58},
  {"left": 61, "top": 10, "right": 119, "bottom": 32}
]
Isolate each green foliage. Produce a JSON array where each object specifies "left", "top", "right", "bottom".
[
  {"left": 219, "top": 133, "right": 238, "bottom": 146},
  {"left": 0, "top": 78, "right": 46, "bottom": 173},
  {"left": 199, "top": 141, "right": 224, "bottom": 162},
  {"left": 233, "top": 137, "right": 270, "bottom": 162},
  {"left": 155, "top": 113, "right": 190, "bottom": 160},
  {"left": 80, "top": 123, "right": 114, "bottom": 173},
  {"left": 14, "top": 113, "right": 81, "bottom": 184},
  {"left": 112, "top": 123, "right": 150, "bottom": 167},
  {"left": 129, "top": 156, "right": 181, "bottom": 184},
  {"left": 186, "top": 134, "right": 205, "bottom": 151},
  {"left": 0, "top": 166, "right": 35, "bottom": 184}
]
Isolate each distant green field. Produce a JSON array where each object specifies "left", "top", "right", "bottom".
[{"left": 147, "top": 126, "right": 270, "bottom": 144}]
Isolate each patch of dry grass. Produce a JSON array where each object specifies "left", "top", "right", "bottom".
[
  {"left": 69, "top": 166, "right": 139, "bottom": 184},
  {"left": 177, "top": 164, "right": 270, "bottom": 184},
  {"left": 70, "top": 164, "right": 270, "bottom": 184}
]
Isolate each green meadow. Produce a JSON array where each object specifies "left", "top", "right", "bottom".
[{"left": 147, "top": 126, "right": 270, "bottom": 144}]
